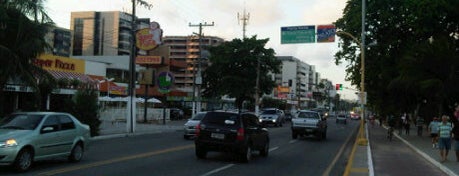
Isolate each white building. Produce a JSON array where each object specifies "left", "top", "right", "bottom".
[{"left": 272, "top": 56, "right": 323, "bottom": 109}]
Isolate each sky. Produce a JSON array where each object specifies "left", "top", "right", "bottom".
[{"left": 44, "top": 0, "right": 358, "bottom": 100}]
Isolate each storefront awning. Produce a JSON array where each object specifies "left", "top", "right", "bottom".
[{"left": 47, "top": 70, "right": 95, "bottom": 83}]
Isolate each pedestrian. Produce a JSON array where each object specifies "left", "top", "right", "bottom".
[
  {"left": 438, "top": 115, "right": 453, "bottom": 163},
  {"left": 428, "top": 117, "right": 440, "bottom": 148},
  {"left": 454, "top": 104, "right": 459, "bottom": 161},
  {"left": 416, "top": 116, "right": 425, "bottom": 136},
  {"left": 403, "top": 118, "right": 411, "bottom": 135}
]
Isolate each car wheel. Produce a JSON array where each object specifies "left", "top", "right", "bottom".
[
  {"left": 292, "top": 132, "right": 298, "bottom": 139},
  {"left": 279, "top": 122, "right": 283, "bottom": 127},
  {"left": 68, "top": 143, "right": 84, "bottom": 162},
  {"left": 240, "top": 145, "right": 252, "bottom": 162},
  {"left": 184, "top": 135, "right": 189, "bottom": 140},
  {"left": 13, "top": 148, "right": 33, "bottom": 172},
  {"left": 195, "top": 146, "right": 207, "bottom": 159},
  {"left": 259, "top": 140, "right": 269, "bottom": 157}
]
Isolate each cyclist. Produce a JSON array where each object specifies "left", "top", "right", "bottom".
[{"left": 387, "top": 115, "right": 396, "bottom": 140}]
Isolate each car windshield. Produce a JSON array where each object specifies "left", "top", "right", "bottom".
[
  {"left": 262, "top": 110, "right": 277, "bottom": 115},
  {"left": 297, "top": 112, "right": 320, "bottom": 119},
  {"left": 0, "top": 114, "right": 45, "bottom": 130},
  {"left": 191, "top": 113, "right": 206, "bottom": 120}
]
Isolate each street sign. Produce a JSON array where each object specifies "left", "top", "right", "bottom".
[
  {"left": 317, "top": 24, "right": 336, "bottom": 43},
  {"left": 281, "top": 25, "right": 315, "bottom": 44}
]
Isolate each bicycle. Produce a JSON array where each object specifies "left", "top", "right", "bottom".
[{"left": 387, "top": 127, "right": 394, "bottom": 141}]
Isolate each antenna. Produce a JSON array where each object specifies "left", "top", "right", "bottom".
[{"left": 237, "top": 5, "right": 250, "bottom": 38}]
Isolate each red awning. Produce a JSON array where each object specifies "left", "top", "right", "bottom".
[{"left": 47, "top": 70, "right": 95, "bottom": 83}]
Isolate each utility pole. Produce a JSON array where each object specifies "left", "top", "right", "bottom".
[
  {"left": 189, "top": 22, "right": 214, "bottom": 117},
  {"left": 127, "top": 0, "right": 137, "bottom": 133},
  {"left": 237, "top": 8, "right": 250, "bottom": 38}
]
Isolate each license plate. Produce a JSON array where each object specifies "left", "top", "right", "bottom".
[
  {"left": 211, "top": 133, "right": 225, "bottom": 139},
  {"left": 306, "top": 129, "right": 313, "bottom": 132}
]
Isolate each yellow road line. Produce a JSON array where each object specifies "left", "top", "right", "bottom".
[
  {"left": 322, "top": 125, "right": 359, "bottom": 176},
  {"left": 350, "top": 167, "right": 369, "bottom": 173},
  {"left": 38, "top": 144, "right": 194, "bottom": 176}
]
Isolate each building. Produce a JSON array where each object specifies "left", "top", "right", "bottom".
[
  {"left": 44, "top": 27, "right": 72, "bottom": 57},
  {"left": 273, "top": 56, "right": 321, "bottom": 108},
  {"left": 70, "top": 11, "right": 150, "bottom": 56},
  {"left": 163, "top": 36, "right": 224, "bottom": 94}
]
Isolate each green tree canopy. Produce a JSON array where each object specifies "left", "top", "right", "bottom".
[
  {"left": 202, "top": 36, "right": 281, "bottom": 109},
  {"left": 334, "top": 0, "right": 459, "bottom": 117},
  {"left": 0, "top": 0, "right": 54, "bottom": 115}
]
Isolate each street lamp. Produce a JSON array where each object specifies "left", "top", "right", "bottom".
[{"left": 335, "top": 30, "right": 367, "bottom": 145}]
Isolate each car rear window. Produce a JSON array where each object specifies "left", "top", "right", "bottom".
[
  {"left": 297, "top": 112, "right": 320, "bottom": 119},
  {"left": 202, "top": 112, "right": 239, "bottom": 126},
  {"left": 191, "top": 113, "right": 206, "bottom": 120}
]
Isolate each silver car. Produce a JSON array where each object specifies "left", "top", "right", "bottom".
[
  {"left": 183, "top": 112, "right": 207, "bottom": 139},
  {"left": 0, "top": 112, "right": 91, "bottom": 172}
]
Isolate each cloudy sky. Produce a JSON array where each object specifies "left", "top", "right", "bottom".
[{"left": 44, "top": 0, "right": 358, "bottom": 100}]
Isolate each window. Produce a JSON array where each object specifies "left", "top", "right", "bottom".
[
  {"left": 60, "top": 115, "right": 76, "bottom": 130},
  {"left": 42, "top": 116, "right": 60, "bottom": 132},
  {"left": 298, "top": 112, "right": 319, "bottom": 119}
]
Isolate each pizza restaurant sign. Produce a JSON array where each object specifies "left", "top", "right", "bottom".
[{"left": 34, "top": 54, "right": 85, "bottom": 73}]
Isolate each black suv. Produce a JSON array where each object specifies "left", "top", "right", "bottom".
[{"left": 194, "top": 111, "right": 270, "bottom": 162}]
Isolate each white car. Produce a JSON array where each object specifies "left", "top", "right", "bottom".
[
  {"left": 183, "top": 112, "right": 207, "bottom": 139},
  {"left": 0, "top": 112, "right": 91, "bottom": 172}
]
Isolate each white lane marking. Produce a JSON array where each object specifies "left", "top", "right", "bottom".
[
  {"left": 200, "top": 147, "right": 279, "bottom": 176},
  {"left": 289, "top": 140, "right": 297, "bottom": 144},
  {"left": 201, "top": 164, "right": 235, "bottom": 176}
]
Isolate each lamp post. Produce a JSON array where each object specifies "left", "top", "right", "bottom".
[{"left": 336, "top": 30, "right": 367, "bottom": 145}]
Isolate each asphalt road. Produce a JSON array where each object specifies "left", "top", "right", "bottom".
[{"left": 1, "top": 118, "right": 359, "bottom": 176}]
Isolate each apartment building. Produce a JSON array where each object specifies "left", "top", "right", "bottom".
[
  {"left": 163, "top": 36, "right": 224, "bottom": 93},
  {"left": 70, "top": 11, "right": 149, "bottom": 56},
  {"left": 274, "top": 56, "right": 320, "bottom": 108}
]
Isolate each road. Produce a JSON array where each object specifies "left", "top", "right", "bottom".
[{"left": 1, "top": 117, "right": 359, "bottom": 176}]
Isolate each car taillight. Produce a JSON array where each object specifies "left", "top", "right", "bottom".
[
  {"left": 195, "top": 124, "right": 201, "bottom": 137},
  {"left": 236, "top": 128, "right": 245, "bottom": 141}
]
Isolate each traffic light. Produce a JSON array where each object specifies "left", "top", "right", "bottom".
[{"left": 335, "top": 84, "right": 343, "bottom": 90}]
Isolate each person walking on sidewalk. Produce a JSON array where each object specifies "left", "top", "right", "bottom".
[
  {"left": 453, "top": 104, "right": 459, "bottom": 161},
  {"left": 416, "top": 115, "right": 425, "bottom": 136},
  {"left": 404, "top": 114, "right": 411, "bottom": 135},
  {"left": 438, "top": 115, "right": 453, "bottom": 163},
  {"left": 428, "top": 117, "right": 440, "bottom": 148}
]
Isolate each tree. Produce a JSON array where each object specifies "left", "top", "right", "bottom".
[
  {"left": 334, "top": 0, "right": 459, "bottom": 117},
  {"left": 0, "top": 0, "right": 54, "bottom": 115},
  {"left": 202, "top": 36, "right": 281, "bottom": 110}
]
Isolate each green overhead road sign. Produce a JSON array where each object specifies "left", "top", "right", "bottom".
[{"left": 281, "top": 25, "right": 315, "bottom": 44}]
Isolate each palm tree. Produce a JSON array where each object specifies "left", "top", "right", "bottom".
[{"left": 0, "top": 0, "right": 54, "bottom": 115}]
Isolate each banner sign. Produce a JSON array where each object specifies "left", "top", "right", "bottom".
[
  {"left": 35, "top": 54, "right": 85, "bottom": 73},
  {"left": 136, "top": 56, "right": 162, "bottom": 65},
  {"left": 317, "top": 24, "right": 336, "bottom": 43}
]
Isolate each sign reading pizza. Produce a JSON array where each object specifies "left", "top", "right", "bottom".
[{"left": 136, "top": 22, "right": 163, "bottom": 51}]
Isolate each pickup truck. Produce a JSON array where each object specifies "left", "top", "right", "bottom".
[{"left": 291, "top": 110, "right": 327, "bottom": 140}]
